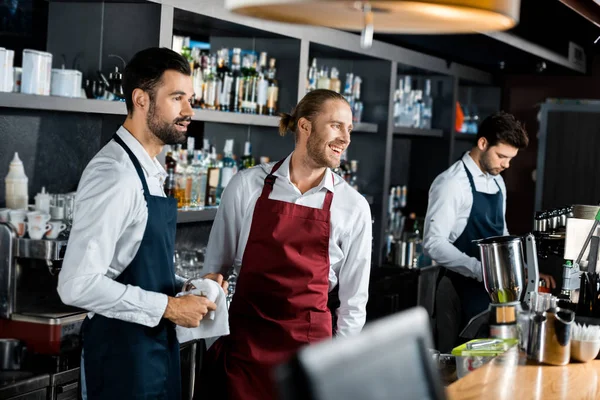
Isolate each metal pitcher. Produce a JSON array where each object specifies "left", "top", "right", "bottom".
[
  {"left": 527, "top": 307, "right": 574, "bottom": 366},
  {"left": 475, "top": 234, "right": 539, "bottom": 304}
]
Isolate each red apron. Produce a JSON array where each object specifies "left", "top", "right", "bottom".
[{"left": 203, "top": 159, "right": 333, "bottom": 400}]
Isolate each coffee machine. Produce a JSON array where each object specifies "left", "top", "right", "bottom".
[
  {"left": 0, "top": 221, "right": 86, "bottom": 355},
  {"left": 460, "top": 234, "right": 540, "bottom": 340}
]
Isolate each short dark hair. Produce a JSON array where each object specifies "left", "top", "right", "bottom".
[
  {"left": 279, "top": 89, "right": 350, "bottom": 141},
  {"left": 123, "top": 47, "right": 192, "bottom": 115},
  {"left": 477, "top": 111, "right": 529, "bottom": 149}
]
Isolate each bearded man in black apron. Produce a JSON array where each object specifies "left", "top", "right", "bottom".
[{"left": 422, "top": 111, "right": 555, "bottom": 352}]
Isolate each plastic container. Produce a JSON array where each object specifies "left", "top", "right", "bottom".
[
  {"left": 34, "top": 187, "right": 51, "bottom": 214},
  {"left": 451, "top": 338, "right": 518, "bottom": 378},
  {"left": 5, "top": 152, "right": 28, "bottom": 210}
]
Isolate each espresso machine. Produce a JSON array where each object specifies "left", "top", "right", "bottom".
[
  {"left": 0, "top": 222, "right": 85, "bottom": 398},
  {"left": 460, "top": 234, "right": 540, "bottom": 340}
]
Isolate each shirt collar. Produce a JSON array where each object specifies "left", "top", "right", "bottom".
[
  {"left": 116, "top": 126, "right": 166, "bottom": 179},
  {"left": 462, "top": 151, "right": 491, "bottom": 179},
  {"left": 272, "top": 152, "right": 336, "bottom": 193}
]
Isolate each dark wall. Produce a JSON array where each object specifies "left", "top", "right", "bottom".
[
  {"left": 0, "top": 110, "right": 123, "bottom": 207},
  {"left": 46, "top": 1, "right": 161, "bottom": 81},
  {"left": 502, "top": 59, "right": 600, "bottom": 234}
]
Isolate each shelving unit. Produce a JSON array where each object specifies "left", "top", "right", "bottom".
[
  {"left": 353, "top": 123, "right": 378, "bottom": 133},
  {"left": 177, "top": 208, "right": 218, "bottom": 223},
  {"left": 0, "top": 0, "right": 507, "bottom": 265},
  {"left": 393, "top": 127, "right": 443, "bottom": 138}
]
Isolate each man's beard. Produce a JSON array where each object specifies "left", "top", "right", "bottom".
[
  {"left": 146, "top": 100, "right": 189, "bottom": 145},
  {"left": 480, "top": 150, "right": 500, "bottom": 176},
  {"left": 306, "top": 129, "right": 340, "bottom": 169}
]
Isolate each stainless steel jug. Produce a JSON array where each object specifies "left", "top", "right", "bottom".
[
  {"left": 475, "top": 234, "right": 539, "bottom": 304},
  {"left": 527, "top": 308, "right": 574, "bottom": 366}
]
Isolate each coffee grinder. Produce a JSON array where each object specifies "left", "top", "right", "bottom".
[{"left": 460, "top": 234, "right": 540, "bottom": 340}]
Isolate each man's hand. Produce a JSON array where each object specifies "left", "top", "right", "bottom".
[
  {"left": 203, "top": 273, "right": 229, "bottom": 293},
  {"left": 539, "top": 273, "right": 557, "bottom": 290},
  {"left": 163, "top": 295, "right": 217, "bottom": 328}
]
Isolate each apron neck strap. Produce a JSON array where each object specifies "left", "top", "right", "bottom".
[
  {"left": 261, "top": 159, "right": 334, "bottom": 211},
  {"left": 113, "top": 133, "right": 150, "bottom": 197}
]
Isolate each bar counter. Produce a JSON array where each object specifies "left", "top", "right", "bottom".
[{"left": 446, "top": 346, "right": 600, "bottom": 399}]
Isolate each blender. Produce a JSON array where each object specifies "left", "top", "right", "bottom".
[{"left": 460, "top": 234, "right": 540, "bottom": 340}]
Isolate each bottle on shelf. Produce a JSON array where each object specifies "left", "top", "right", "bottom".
[
  {"left": 329, "top": 67, "right": 341, "bottom": 93},
  {"left": 256, "top": 52, "right": 269, "bottom": 115},
  {"left": 240, "top": 141, "right": 255, "bottom": 170},
  {"left": 218, "top": 48, "right": 232, "bottom": 112},
  {"left": 352, "top": 76, "right": 363, "bottom": 123},
  {"left": 412, "top": 89, "right": 423, "bottom": 128},
  {"left": 343, "top": 73, "right": 354, "bottom": 108},
  {"left": 307, "top": 58, "right": 318, "bottom": 93},
  {"left": 316, "top": 65, "right": 330, "bottom": 90},
  {"left": 349, "top": 160, "right": 359, "bottom": 191},
  {"left": 266, "top": 58, "right": 279, "bottom": 116},
  {"left": 400, "top": 76, "right": 414, "bottom": 127},
  {"left": 164, "top": 146, "right": 177, "bottom": 198},
  {"left": 420, "top": 79, "right": 433, "bottom": 129},
  {"left": 175, "top": 147, "right": 189, "bottom": 209},
  {"left": 229, "top": 48, "right": 243, "bottom": 113},
  {"left": 217, "top": 139, "right": 236, "bottom": 204},
  {"left": 5, "top": 152, "right": 28, "bottom": 210},
  {"left": 241, "top": 52, "right": 258, "bottom": 114}
]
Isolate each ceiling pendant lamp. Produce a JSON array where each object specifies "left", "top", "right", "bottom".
[{"left": 225, "top": 0, "right": 521, "bottom": 48}]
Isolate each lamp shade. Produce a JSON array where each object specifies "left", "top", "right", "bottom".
[{"left": 225, "top": 0, "right": 521, "bottom": 34}]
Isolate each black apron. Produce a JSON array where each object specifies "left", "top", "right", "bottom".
[
  {"left": 82, "top": 134, "right": 180, "bottom": 399},
  {"left": 446, "top": 161, "right": 504, "bottom": 328}
]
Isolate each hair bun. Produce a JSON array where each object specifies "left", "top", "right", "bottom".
[{"left": 279, "top": 112, "right": 293, "bottom": 136}]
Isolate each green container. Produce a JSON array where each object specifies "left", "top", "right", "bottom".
[{"left": 452, "top": 338, "right": 518, "bottom": 378}]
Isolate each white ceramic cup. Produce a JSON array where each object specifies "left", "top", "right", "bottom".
[
  {"left": 8, "top": 210, "right": 27, "bottom": 237},
  {"left": 0, "top": 208, "right": 10, "bottom": 223},
  {"left": 28, "top": 223, "right": 51, "bottom": 240},
  {"left": 27, "top": 211, "right": 51, "bottom": 225},
  {"left": 46, "top": 220, "right": 67, "bottom": 240}
]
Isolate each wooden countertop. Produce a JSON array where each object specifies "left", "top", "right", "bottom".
[{"left": 446, "top": 346, "right": 600, "bottom": 399}]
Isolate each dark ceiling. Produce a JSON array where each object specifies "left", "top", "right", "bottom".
[{"left": 373, "top": 0, "right": 600, "bottom": 76}]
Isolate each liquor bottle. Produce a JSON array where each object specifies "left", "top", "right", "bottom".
[
  {"left": 420, "top": 79, "right": 433, "bottom": 129},
  {"left": 217, "top": 140, "right": 236, "bottom": 204},
  {"left": 164, "top": 146, "right": 177, "bottom": 198},
  {"left": 352, "top": 76, "right": 363, "bottom": 123},
  {"left": 400, "top": 76, "right": 413, "bottom": 127},
  {"left": 256, "top": 52, "right": 269, "bottom": 115},
  {"left": 218, "top": 48, "right": 232, "bottom": 112},
  {"left": 412, "top": 89, "right": 423, "bottom": 128},
  {"left": 316, "top": 66, "right": 330, "bottom": 90},
  {"left": 175, "top": 148, "right": 189, "bottom": 209},
  {"left": 229, "top": 48, "right": 243, "bottom": 113},
  {"left": 307, "top": 58, "right": 318, "bottom": 93},
  {"left": 204, "top": 55, "right": 218, "bottom": 110},
  {"left": 240, "top": 141, "right": 255, "bottom": 170},
  {"left": 188, "top": 150, "right": 207, "bottom": 209},
  {"left": 241, "top": 53, "right": 258, "bottom": 114},
  {"left": 343, "top": 73, "right": 354, "bottom": 108},
  {"left": 329, "top": 67, "right": 341, "bottom": 93},
  {"left": 266, "top": 58, "right": 279, "bottom": 116}
]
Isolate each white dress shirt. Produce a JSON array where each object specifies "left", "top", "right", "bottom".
[
  {"left": 204, "top": 153, "right": 372, "bottom": 337},
  {"left": 58, "top": 126, "right": 180, "bottom": 328},
  {"left": 423, "top": 152, "right": 509, "bottom": 281}
]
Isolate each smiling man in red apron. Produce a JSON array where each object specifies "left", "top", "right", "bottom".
[{"left": 201, "top": 89, "right": 372, "bottom": 400}]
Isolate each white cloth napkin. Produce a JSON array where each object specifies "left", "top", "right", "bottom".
[{"left": 175, "top": 278, "right": 230, "bottom": 344}]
